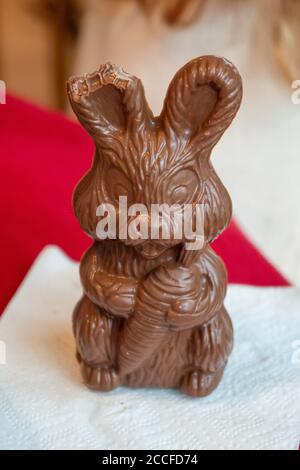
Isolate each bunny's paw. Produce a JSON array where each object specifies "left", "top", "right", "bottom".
[
  {"left": 81, "top": 363, "right": 120, "bottom": 391},
  {"left": 180, "top": 368, "right": 224, "bottom": 397}
]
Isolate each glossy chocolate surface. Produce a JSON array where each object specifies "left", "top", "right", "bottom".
[{"left": 67, "top": 56, "right": 242, "bottom": 396}]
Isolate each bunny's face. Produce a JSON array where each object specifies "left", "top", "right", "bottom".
[{"left": 68, "top": 57, "right": 242, "bottom": 259}]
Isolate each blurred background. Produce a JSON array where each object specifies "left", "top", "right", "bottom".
[
  {"left": 1, "top": 0, "right": 300, "bottom": 111},
  {"left": 1, "top": 0, "right": 300, "bottom": 284}
]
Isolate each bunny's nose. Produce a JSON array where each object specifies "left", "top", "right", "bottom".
[{"left": 123, "top": 210, "right": 184, "bottom": 245}]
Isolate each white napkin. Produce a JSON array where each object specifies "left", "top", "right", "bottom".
[{"left": 0, "top": 246, "right": 299, "bottom": 450}]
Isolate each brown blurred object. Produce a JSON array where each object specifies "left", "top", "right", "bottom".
[
  {"left": 31, "top": 0, "right": 82, "bottom": 109},
  {"left": 269, "top": 0, "right": 300, "bottom": 81},
  {"left": 0, "top": 0, "right": 82, "bottom": 110},
  {"left": 137, "top": 0, "right": 300, "bottom": 78},
  {"left": 138, "top": 0, "right": 205, "bottom": 26}
]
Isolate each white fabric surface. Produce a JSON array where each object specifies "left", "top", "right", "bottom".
[
  {"left": 74, "top": 0, "right": 300, "bottom": 285},
  {"left": 0, "top": 246, "right": 299, "bottom": 450}
]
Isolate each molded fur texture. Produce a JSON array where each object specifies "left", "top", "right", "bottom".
[{"left": 68, "top": 56, "right": 242, "bottom": 396}]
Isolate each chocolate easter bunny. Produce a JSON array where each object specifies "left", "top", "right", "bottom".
[{"left": 67, "top": 56, "right": 242, "bottom": 397}]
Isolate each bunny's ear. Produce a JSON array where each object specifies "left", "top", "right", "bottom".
[
  {"left": 161, "top": 56, "right": 242, "bottom": 155},
  {"left": 67, "top": 63, "right": 154, "bottom": 145}
]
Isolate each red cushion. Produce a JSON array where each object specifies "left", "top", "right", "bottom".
[{"left": 0, "top": 95, "right": 289, "bottom": 314}]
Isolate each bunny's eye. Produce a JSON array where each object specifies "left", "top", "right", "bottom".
[
  {"left": 167, "top": 169, "right": 200, "bottom": 205},
  {"left": 106, "top": 167, "right": 134, "bottom": 204}
]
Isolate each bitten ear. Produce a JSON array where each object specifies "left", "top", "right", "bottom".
[
  {"left": 160, "top": 56, "right": 242, "bottom": 154},
  {"left": 67, "top": 63, "right": 153, "bottom": 144}
]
